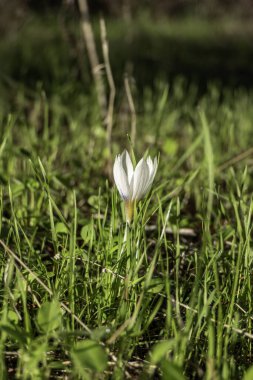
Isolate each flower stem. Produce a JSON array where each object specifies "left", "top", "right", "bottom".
[
  {"left": 120, "top": 222, "right": 128, "bottom": 257},
  {"left": 125, "top": 201, "right": 134, "bottom": 224}
]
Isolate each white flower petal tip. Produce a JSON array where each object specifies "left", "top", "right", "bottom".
[{"left": 113, "top": 150, "right": 158, "bottom": 203}]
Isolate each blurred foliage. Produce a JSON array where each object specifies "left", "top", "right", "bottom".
[
  {"left": 0, "top": 10, "right": 253, "bottom": 118},
  {"left": 3, "top": 0, "right": 253, "bottom": 18}
]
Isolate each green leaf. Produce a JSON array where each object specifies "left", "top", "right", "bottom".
[
  {"left": 55, "top": 222, "right": 69, "bottom": 234},
  {"left": 81, "top": 225, "right": 93, "bottom": 243},
  {"left": 7, "top": 310, "right": 19, "bottom": 324},
  {"left": 87, "top": 195, "right": 106, "bottom": 210},
  {"left": 12, "top": 182, "right": 25, "bottom": 197},
  {"left": 163, "top": 138, "right": 178, "bottom": 155},
  {"left": 71, "top": 340, "right": 108, "bottom": 375},
  {"left": 147, "top": 278, "right": 164, "bottom": 294},
  {"left": 160, "top": 360, "right": 186, "bottom": 380},
  {"left": 37, "top": 299, "right": 62, "bottom": 333},
  {"left": 19, "top": 339, "right": 48, "bottom": 378},
  {"left": 87, "top": 195, "right": 100, "bottom": 209},
  {"left": 19, "top": 147, "right": 32, "bottom": 158},
  {"left": 243, "top": 365, "right": 253, "bottom": 380},
  {"left": 150, "top": 340, "right": 174, "bottom": 364},
  {"left": 0, "top": 323, "right": 29, "bottom": 345},
  {"left": 90, "top": 326, "right": 111, "bottom": 341}
]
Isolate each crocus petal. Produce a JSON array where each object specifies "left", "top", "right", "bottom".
[
  {"left": 140, "top": 156, "right": 158, "bottom": 195},
  {"left": 147, "top": 156, "right": 154, "bottom": 179},
  {"left": 113, "top": 151, "right": 158, "bottom": 205},
  {"left": 148, "top": 156, "right": 158, "bottom": 187},
  {"left": 113, "top": 155, "right": 130, "bottom": 200},
  {"left": 121, "top": 150, "right": 134, "bottom": 185},
  {"left": 131, "top": 158, "right": 150, "bottom": 201}
]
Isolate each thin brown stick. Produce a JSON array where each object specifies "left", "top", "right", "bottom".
[
  {"left": 106, "top": 282, "right": 253, "bottom": 343},
  {"left": 108, "top": 289, "right": 253, "bottom": 343},
  {"left": 77, "top": 0, "right": 107, "bottom": 118},
  {"left": 145, "top": 225, "right": 196, "bottom": 237},
  {"left": 0, "top": 239, "right": 91, "bottom": 334},
  {"left": 160, "top": 292, "right": 253, "bottom": 340},
  {"left": 217, "top": 146, "right": 253, "bottom": 172},
  {"left": 100, "top": 18, "right": 115, "bottom": 166},
  {"left": 124, "top": 75, "right": 136, "bottom": 147}
]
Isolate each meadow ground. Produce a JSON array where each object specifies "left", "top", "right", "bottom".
[
  {"left": 0, "top": 79, "right": 253, "bottom": 379},
  {"left": 0, "top": 14, "right": 253, "bottom": 380}
]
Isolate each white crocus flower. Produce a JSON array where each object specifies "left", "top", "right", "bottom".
[{"left": 113, "top": 150, "right": 158, "bottom": 223}]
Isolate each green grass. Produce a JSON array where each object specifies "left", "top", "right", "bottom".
[{"left": 0, "top": 79, "right": 253, "bottom": 379}]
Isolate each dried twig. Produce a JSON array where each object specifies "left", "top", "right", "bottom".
[
  {"left": 159, "top": 292, "right": 253, "bottom": 341},
  {"left": 145, "top": 225, "right": 197, "bottom": 237},
  {"left": 217, "top": 146, "right": 253, "bottom": 172},
  {"left": 124, "top": 75, "right": 136, "bottom": 147},
  {"left": 77, "top": 0, "right": 107, "bottom": 118},
  {"left": 100, "top": 18, "right": 116, "bottom": 167}
]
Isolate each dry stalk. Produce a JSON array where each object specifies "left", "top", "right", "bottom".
[
  {"left": 145, "top": 225, "right": 196, "bottom": 237},
  {"left": 100, "top": 17, "right": 116, "bottom": 169},
  {"left": 77, "top": 0, "right": 107, "bottom": 118},
  {"left": 217, "top": 146, "right": 253, "bottom": 172},
  {"left": 124, "top": 75, "right": 136, "bottom": 147}
]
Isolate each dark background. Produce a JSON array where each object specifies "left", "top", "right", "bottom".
[{"left": 0, "top": 0, "right": 253, "bottom": 110}]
